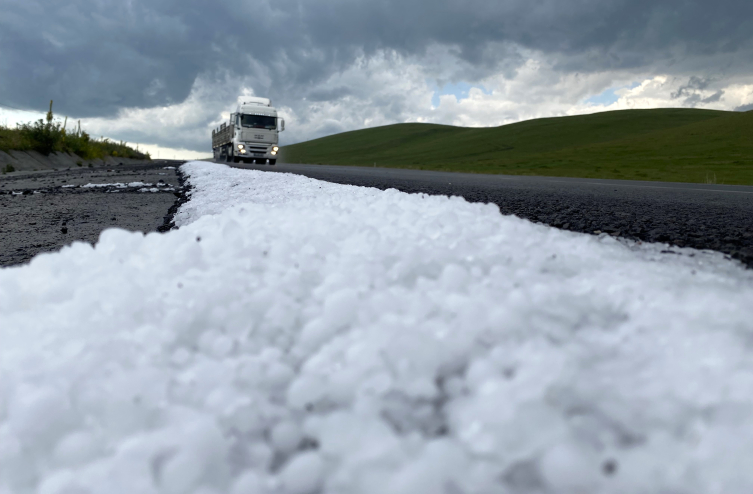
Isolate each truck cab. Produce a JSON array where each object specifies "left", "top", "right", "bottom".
[{"left": 212, "top": 97, "right": 285, "bottom": 165}]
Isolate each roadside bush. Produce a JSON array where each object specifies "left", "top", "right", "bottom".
[
  {"left": 64, "top": 130, "right": 97, "bottom": 159},
  {"left": 17, "top": 119, "right": 63, "bottom": 156},
  {"left": 0, "top": 100, "right": 150, "bottom": 161}
]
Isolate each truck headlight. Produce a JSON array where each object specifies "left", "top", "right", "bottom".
[
  {"left": 238, "top": 144, "right": 245, "bottom": 150},
  {"left": 272, "top": 146, "right": 279, "bottom": 152}
]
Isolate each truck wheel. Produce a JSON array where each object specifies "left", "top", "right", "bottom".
[
  {"left": 269, "top": 159, "right": 276, "bottom": 165},
  {"left": 225, "top": 147, "right": 232, "bottom": 162}
]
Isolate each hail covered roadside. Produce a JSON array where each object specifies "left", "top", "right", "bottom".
[{"left": 2, "top": 161, "right": 753, "bottom": 494}]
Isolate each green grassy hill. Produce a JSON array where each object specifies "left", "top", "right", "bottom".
[{"left": 281, "top": 108, "right": 753, "bottom": 184}]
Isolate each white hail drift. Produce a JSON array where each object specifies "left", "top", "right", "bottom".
[{"left": 2, "top": 161, "right": 753, "bottom": 494}]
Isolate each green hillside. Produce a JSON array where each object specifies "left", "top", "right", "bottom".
[{"left": 280, "top": 108, "right": 753, "bottom": 184}]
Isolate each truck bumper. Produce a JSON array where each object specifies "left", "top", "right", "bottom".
[{"left": 237, "top": 144, "right": 278, "bottom": 160}]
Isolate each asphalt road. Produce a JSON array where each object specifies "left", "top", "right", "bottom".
[
  {"left": 0, "top": 161, "right": 183, "bottom": 267},
  {"left": 230, "top": 161, "right": 753, "bottom": 268}
]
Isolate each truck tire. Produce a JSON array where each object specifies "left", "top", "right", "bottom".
[
  {"left": 225, "top": 146, "right": 232, "bottom": 163},
  {"left": 269, "top": 159, "right": 276, "bottom": 165}
]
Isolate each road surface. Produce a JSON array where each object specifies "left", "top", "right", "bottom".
[{"left": 0, "top": 161, "right": 183, "bottom": 267}]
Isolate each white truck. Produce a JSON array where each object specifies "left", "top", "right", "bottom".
[{"left": 212, "top": 97, "right": 285, "bottom": 165}]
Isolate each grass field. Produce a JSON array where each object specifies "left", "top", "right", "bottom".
[{"left": 281, "top": 108, "right": 753, "bottom": 185}]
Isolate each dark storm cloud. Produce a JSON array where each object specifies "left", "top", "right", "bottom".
[
  {"left": 1, "top": 0, "right": 752, "bottom": 118},
  {"left": 702, "top": 90, "right": 725, "bottom": 104},
  {"left": 672, "top": 76, "right": 712, "bottom": 99},
  {"left": 670, "top": 77, "right": 726, "bottom": 106}
]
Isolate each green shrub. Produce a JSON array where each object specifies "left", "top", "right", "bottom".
[
  {"left": 3, "top": 164, "right": 15, "bottom": 173},
  {"left": 17, "top": 119, "right": 62, "bottom": 156},
  {"left": 0, "top": 100, "right": 150, "bottom": 161}
]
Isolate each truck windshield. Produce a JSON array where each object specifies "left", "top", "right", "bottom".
[{"left": 241, "top": 114, "right": 277, "bottom": 130}]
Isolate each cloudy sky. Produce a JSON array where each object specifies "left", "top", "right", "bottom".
[{"left": 1, "top": 0, "right": 752, "bottom": 158}]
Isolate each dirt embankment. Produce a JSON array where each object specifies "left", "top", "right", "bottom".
[{"left": 0, "top": 150, "right": 146, "bottom": 174}]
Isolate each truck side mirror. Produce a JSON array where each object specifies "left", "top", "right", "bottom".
[{"left": 279, "top": 119, "right": 285, "bottom": 131}]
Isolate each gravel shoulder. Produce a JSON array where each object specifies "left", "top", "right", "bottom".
[{"left": 0, "top": 161, "right": 184, "bottom": 267}]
